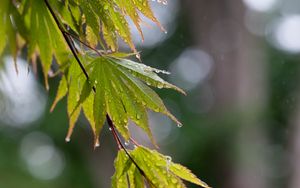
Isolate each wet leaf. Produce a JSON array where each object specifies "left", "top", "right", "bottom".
[{"left": 112, "top": 147, "right": 210, "bottom": 188}]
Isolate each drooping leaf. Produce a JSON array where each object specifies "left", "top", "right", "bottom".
[
  {"left": 112, "top": 147, "right": 210, "bottom": 188},
  {"left": 50, "top": 75, "right": 68, "bottom": 112},
  {"left": 112, "top": 150, "right": 131, "bottom": 188},
  {"left": 68, "top": 56, "right": 183, "bottom": 143},
  {"left": 27, "top": 0, "right": 69, "bottom": 89}
]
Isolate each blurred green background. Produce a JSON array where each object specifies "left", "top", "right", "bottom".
[{"left": 1, "top": 0, "right": 300, "bottom": 188}]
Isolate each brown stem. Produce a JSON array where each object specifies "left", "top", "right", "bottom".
[{"left": 43, "top": 1, "right": 154, "bottom": 186}]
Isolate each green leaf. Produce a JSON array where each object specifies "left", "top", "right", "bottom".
[
  {"left": 91, "top": 61, "right": 106, "bottom": 145},
  {"left": 112, "top": 147, "right": 210, "bottom": 188},
  {"left": 69, "top": 56, "right": 182, "bottom": 142},
  {"left": 112, "top": 150, "right": 131, "bottom": 188},
  {"left": 112, "top": 58, "right": 186, "bottom": 95},
  {"left": 27, "top": 0, "right": 69, "bottom": 89},
  {"left": 170, "top": 163, "right": 210, "bottom": 187},
  {"left": 50, "top": 76, "right": 68, "bottom": 112},
  {"left": 0, "top": 1, "right": 8, "bottom": 56}
]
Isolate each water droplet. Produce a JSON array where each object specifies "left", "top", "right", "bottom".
[
  {"left": 166, "top": 156, "right": 172, "bottom": 162},
  {"left": 162, "top": 0, "right": 168, "bottom": 5},
  {"left": 166, "top": 156, "right": 172, "bottom": 172},
  {"left": 125, "top": 140, "right": 130, "bottom": 146},
  {"left": 164, "top": 30, "right": 168, "bottom": 34},
  {"left": 135, "top": 53, "right": 140, "bottom": 59},
  {"left": 157, "top": 83, "right": 164, "bottom": 89},
  {"left": 154, "top": 107, "right": 160, "bottom": 112},
  {"left": 65, "top": 137, "right": 71, "bottom": 142},
  {"left": 95, "top": 140, "right": 100, "bottom": 147},
  {"left": 177, "top": 124, "right": 183, "bottom": 128},
  {"left": 109, "top": 127, "right": 112, "bottom": 131},
  {"left": 171, "top": 178, "right": 178, "bottom": 184}
]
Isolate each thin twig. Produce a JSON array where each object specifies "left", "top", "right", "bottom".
[
  {"left": 43, "top": 1, "right": 152, "bottom": 185},
  {"left": 64, "top": 31, "right": 104, "bottom": 56},
  {"left": 106, "top": 115, "right": 146, "bottom": 177}
]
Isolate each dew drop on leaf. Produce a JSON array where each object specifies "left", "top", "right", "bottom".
[
  {"left": 171, "top": 178, "right": 178, "bottom": 184},
  {"left": 166, "top": 156, "right": 172, "bottom": 172},
  {"left": 124, "top": 140, "right": 130, "bottom": 146},
  {"left": 157, "top": 83, "right": 164, "bottom": 89}
]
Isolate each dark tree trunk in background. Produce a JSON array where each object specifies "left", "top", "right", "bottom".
[{"left": 182, "top": 1, "right": 269, "bottom": 187}]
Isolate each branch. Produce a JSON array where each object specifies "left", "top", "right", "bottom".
[{"left": 43, "top": 1, "right": 153, "bottom": 185}]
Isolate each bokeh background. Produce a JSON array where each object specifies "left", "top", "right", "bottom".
[{"left": 1, "top": 0, "right": 300, "bottom": 187}]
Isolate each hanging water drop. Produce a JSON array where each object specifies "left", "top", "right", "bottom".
[
  {"left": 177, "top": 123, "right": 183, "bottom": 128},
  {"left": 135, "top": 53, "right": 140, "bottom": 59},
  {"left": 164, "top": 30, "right": 168, "bottom": 34},
  {"left": 95, "top": 140, "right": 100, "bottom": 148},
  {"left": 109, "top": 127, "right": 112, "bottom": 131},
  {"left": 65, "top": 137, "right": 71, "bottom": 142}
]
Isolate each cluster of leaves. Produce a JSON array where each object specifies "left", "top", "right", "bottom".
[
  {"left": 52, "top": 55, "right": 186, "bottom": 146},
  {"left": 112, "top": 147, "right": 209, "bottom": 188},
  {"left": 0, "top": 0, "right": 210, "bottom": 187}
]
